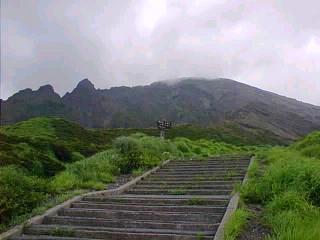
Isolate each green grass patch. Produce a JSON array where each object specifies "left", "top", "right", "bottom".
[
  {"left": 240, "top": 131, "right": 320, "bottom": 239},
  {"left": 187, "top": 197, "right": 206, "bottom": 206},
  {"left": 224, "top": 208, "right": 251, "bottom": 240},
  {"left": 168, "top": 189, "right": 187, "bottom": 195}
]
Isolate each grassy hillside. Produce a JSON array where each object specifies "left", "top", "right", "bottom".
[
  {"left": 0, "top": 117, "right": 109, "bottom": 176},
  {"left": 100, "top": 122, "right": 288, "bottom": 146},
  {"left": 0, "top": 117, "right": 283, "bottom": 177},
  {"left": 240, "top": 131, "right": 320, "bottom": 239},
  {"left": 0, "top": 117, "right": 264, "bottom": 232}
]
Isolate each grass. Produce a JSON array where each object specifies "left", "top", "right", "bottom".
[
  {"left": 0, "top": 189, "right": 86, "bottom": 233},
  {"left": 187, "top": 197, "right": 206, "bottom": 206},
  {"left": 50, "top": 227, "right": 75, "bottom": 237},
  {"left": 1, "top": 131, "right": 259, "bottom": 232},
  {"left": 0, "top": 117, "right": 269, "bottom": 233},
  {"left": 224, "top": 208, "right": 251, "bottom": 240},
  {"left": 168, "top": 189, "right": 187, "bottom": 195},
  {"left": 240, "top": 131, "right": 320, "bottom": 239},
  {"left": 101, "top": 122, "right": 287, "bottom": 146},
  {"left": 0, "top": 117, "right": 110, "bottom": 177}
]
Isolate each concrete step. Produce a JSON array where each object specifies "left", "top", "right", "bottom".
[
  {"left": 125, "top": 189, "right": 232, "bottom": 195},
  {"left": 11, "top": 236, "right": 96, "bottom": 240},
  {"left": 59, "top": 208, "right": 223, "bottom": 223},
  {"left": 165, "top": 161, "right": 250, "bottom": 165},
  {"left": 147, "top": 176, "right": 244, "bottom": 181},
  {"left": 115, "top": 194, "right": 230, "bottom": 199},
  {"left": 139, "top": 180, "right": 240, "bottom": 185},
  {"left": 170, "top": 157, "right": 250, "bottom": 162},
  {"left": 72, "top": 202, "right": 227, "bottom": 213},
  {"left": 23, "top": 225, "right": 214, "bottom": 240},
  {"left": 44, "top": 216, "right": 219, "bottom": 232},
  {"left": 158, "top": 166, "right": 248, "bottom": 172},
  {"left": 168, "top": 159, "right": 250, "bottom": 165},
  {"left": 10, "top": 157, "right": 252, "bottom": 240},
  {"left": 151, "top": 172, "right": 245, "bottom": 177},
  {"left": 82, "top": 196, "right": 229, "bottom": 206},
  {"left": 132, "top": 184, "right": 235, "bottom": 190}
]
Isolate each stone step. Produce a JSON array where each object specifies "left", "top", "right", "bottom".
[
  {"left": 139, "top": 180, "right": 240, "bottom": 185},
  {"left": 159, "top": 166, "right": 248, "bottom": 172},
  {"left": 165, "top": 163, "right": 249, "bottom": 168},
  {"left": 11, "top": 236, "right": 95, "bottom": 240},
  {"left": 151, "top": 172, "right": 246, "bottom": 177},
  {"left": 170, "top": 158, "right": 250, "bottom": 163},
  {"left": 72, "top": 202, "right": 226, "bottom": 213},
  {"left": 82, "top": 196, "right": 229, "bottom": 206},
  {"left": 10, "top": 157, "right": 252, "bottom": 240},
  {"left": 125, "top": 189, "right": 232, "bottom": 195},
  {"left": 116, "top": 194, "right": 230, "bottom": 199},
  {"left": 59, "top": 208, "right": 223, "bottom": 223},
  {"left": 166, "top": 161, "right": 250, "bottom": 165},
  {"left": 132, "top": 184, "right": 235, "bottom": 190},
  {"left": 168, "top": 159, "right": 250, "bottom": 165},
  {"left": 44, "top": 216, "right": 219, "bottom": 232},
  {"left": 147, "top": 176, "right": 244, "bottom": 181},
  {"left": 23, "top": 225, "right": 214, "bottom": 240}
]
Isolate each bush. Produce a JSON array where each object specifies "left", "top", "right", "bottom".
[
  {"left": 52, "top": 150, "right": 117, "bottom": 192},
  {"left": 0, "top": 166, "right": 49, "bottom": 224},
  {"left": 112, "top": 137, "right": 144, "bottom": 174},
  {"left": 71, "top": 152, "right": 85, "bottom": 162},
  {"left": 52, "top": 142, "right": 72, "bottom": 162}
]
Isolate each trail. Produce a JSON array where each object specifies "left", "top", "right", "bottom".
[{"left": 11, "top": 156, "right": 251, "bottom": 240}]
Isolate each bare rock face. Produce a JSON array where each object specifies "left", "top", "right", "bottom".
[
  {"left": 1, "top": 78, "right": 320, "bottom": 140},
  {"left": 1, "top": 84, "right": 67, "bottom": 124}
]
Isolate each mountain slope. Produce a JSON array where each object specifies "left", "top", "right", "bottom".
[{"left": 1, "top": 78, "right": 320, "bottom": 140}]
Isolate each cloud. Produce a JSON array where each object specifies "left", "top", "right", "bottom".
[{"left": 1, "top": 0, "right": 319, "bottom": 105}]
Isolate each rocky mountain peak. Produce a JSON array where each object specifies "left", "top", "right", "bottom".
[
  {"left": 76, "top": 79, "right": 95, "bottom": 91},
  {"left": 38, "top": 84, "right": 55, "bottom": 93}
]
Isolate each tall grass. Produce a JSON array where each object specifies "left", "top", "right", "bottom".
[
  {"left": 241, "top": 131, "right": 320, "bottom": 239},
  {"left": 224, "top": 208, "right": 250, "bottom": 240}
]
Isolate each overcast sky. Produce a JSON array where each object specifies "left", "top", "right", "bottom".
[{"left": 1, "top": 0, "right": 320, "bottom": 105}]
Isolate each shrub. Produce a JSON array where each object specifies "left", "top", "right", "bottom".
[
  {"left": 52, "top": 142, "right": 72, "bottom": 162},
  {"left": 71, "top": 152, "right": 85, "bottom": 162},
  {"left": 52, "top": 150, "right": 117, "bottom": 192},
  {"left": 0, "top": 166, "right": 49, "bottom": 224},
  {"left": 112, "top": 137, "right": 144, "bottom": 174}
]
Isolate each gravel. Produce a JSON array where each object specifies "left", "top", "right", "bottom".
[
  {"left": 238, "top": 204, "right": 271, "bottom": 240},
  {"left": 105, "top": 174, "right": 135, "bottom": 190}
]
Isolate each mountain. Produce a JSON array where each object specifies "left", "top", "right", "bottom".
[{"left": 1, "top": 78, "right": 320, "bottom": 140}]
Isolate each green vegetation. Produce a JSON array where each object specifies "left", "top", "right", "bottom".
[
  {"left": 241, "top": 131, "right": 320, "bottom": 239},
  {"left": 50, "top": 227, "right": 74, "bottom": 237},
  {"left": 224, "top": 208, "right": 251, "bottom": 240},
  {"left": 0, "top": 117, "right": 270, "bottom": 233},
  {"left": 168, "top": 189, "right": 187, "bottom": 195},
  {"left": 187, "top": 197, "right": 206, "bottom": 206},
  {"left": 0, "top": 117, "right": 109, "bottom": 177},
  {"left": 100, "top": 122, "right": 287, "bottom": 146}
]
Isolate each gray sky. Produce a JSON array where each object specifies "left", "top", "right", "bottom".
[{"left": 1, "top": 0, "right": 320, "bottom": 105}]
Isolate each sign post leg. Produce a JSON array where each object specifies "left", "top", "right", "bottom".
[{"left": 160, "top": 129, "right": 165, "bottom": 139}]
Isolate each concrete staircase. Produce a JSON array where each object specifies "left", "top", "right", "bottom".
[{"left": 11, "top": 156, "right": 251, "bottom": 240}]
